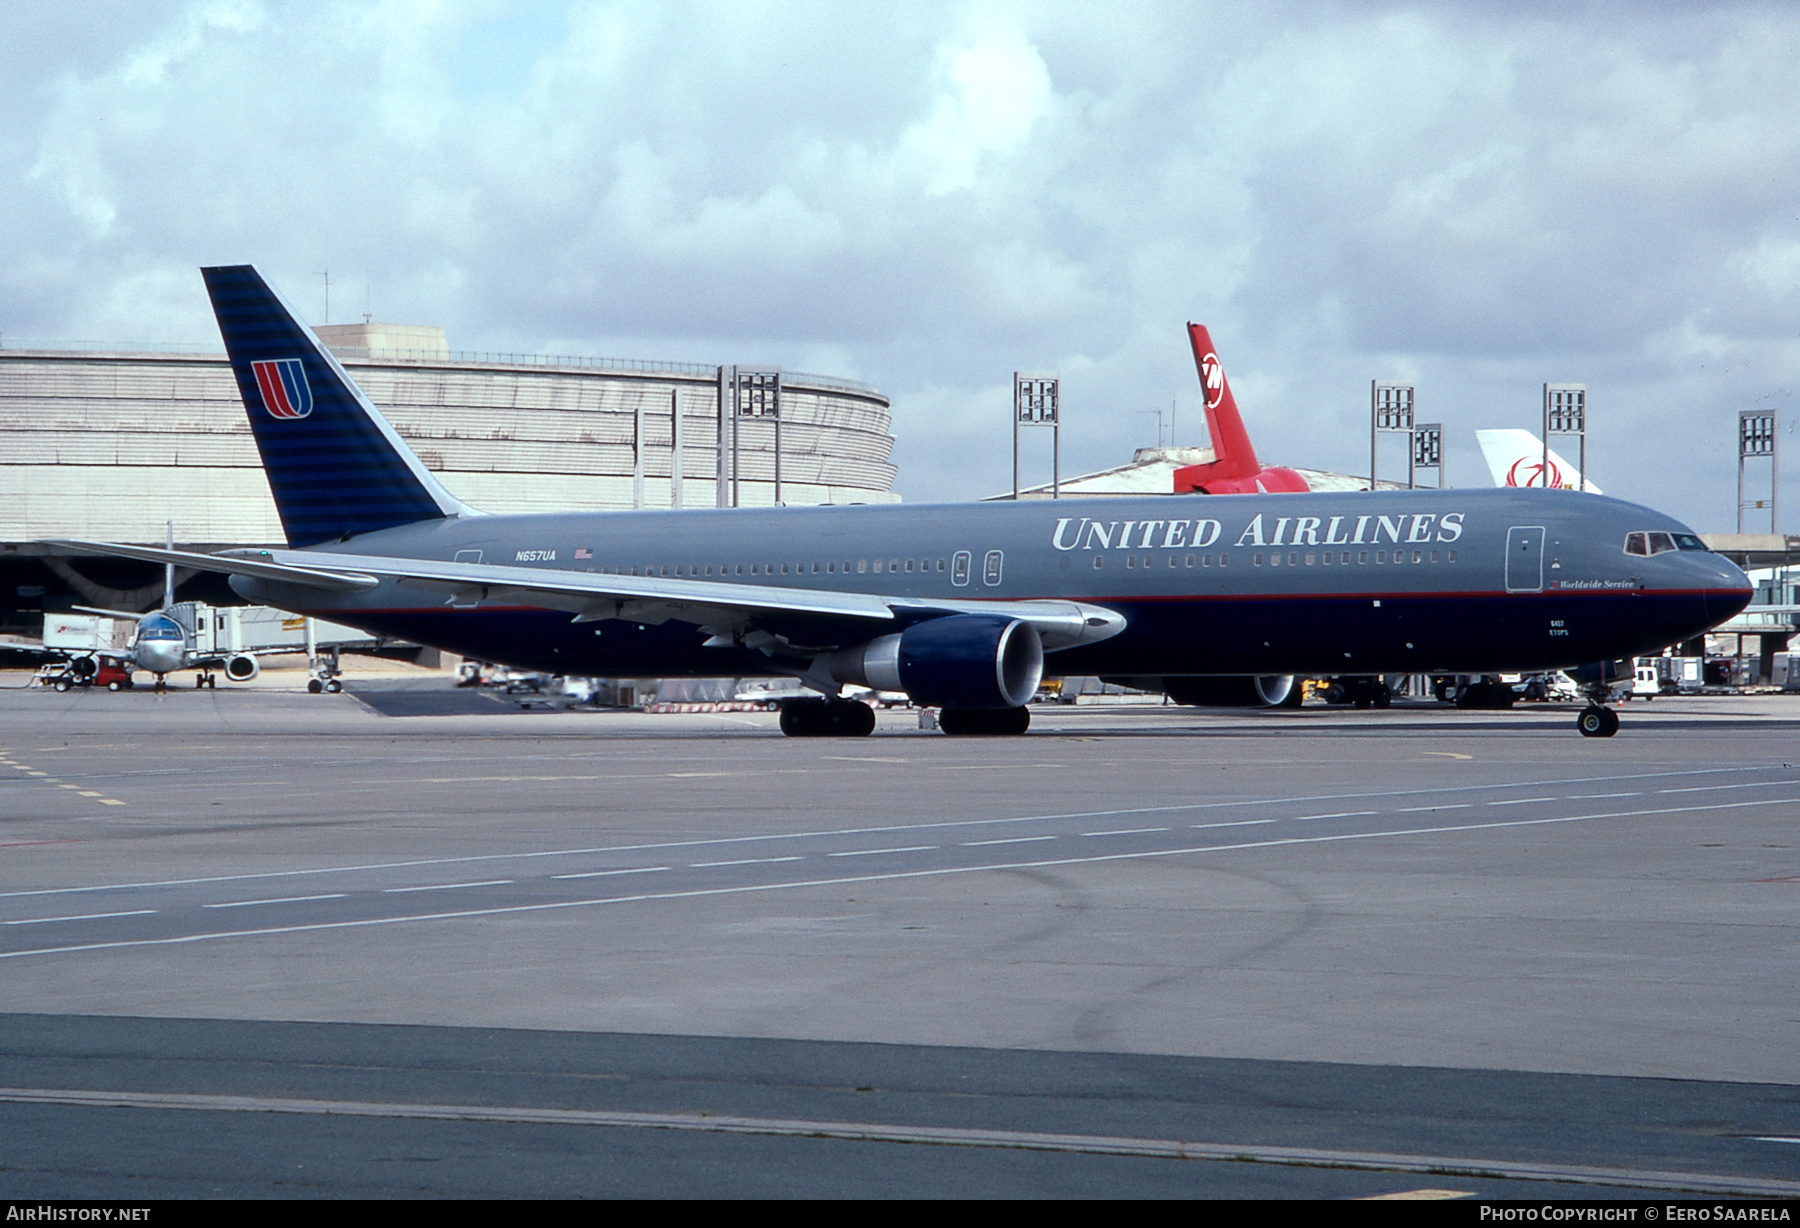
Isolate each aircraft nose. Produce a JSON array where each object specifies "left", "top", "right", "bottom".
[{"left": 1703, "top": 555, "right": 1754, "bottom": 623}]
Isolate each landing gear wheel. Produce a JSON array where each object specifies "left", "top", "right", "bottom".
[
  {"left": 938, "top": 706, "right": 1031, "bottom": 736},
  {"left": 307, "top": 678, "right": 323, "bottom": 694},
  {"left": 1576, "top": 705, "right": 1619, "bottom": 738},
  {"left": 779, "top": 698, "right": 875, "bottom": 737},
  {"left": 324, "top": 679, "right": 342, "bottom": 694}
]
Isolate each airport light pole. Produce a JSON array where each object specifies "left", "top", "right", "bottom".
[
  {"left": 1738, "top": 409, "right": 1778, "bottom": 533},
  {"left": 736, "top": 368, "right": 781, "bottom": 505},
  {"left": 1412, "top": 422, "right": 1444, "bottom": 489},
  {"left": 1370, "top": 382, "right": 1414, "bottom": 490},
  {"left": 716, "top": 366, "right": 733, "bottom": 507},
  {"left": 1012, "top": 374, "right": 1060, "bottom": 500},
  {"left": 1544, "top": 384, "right": 1587, "bottom": 492}
]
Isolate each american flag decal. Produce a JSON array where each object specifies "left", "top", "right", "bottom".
[
  {"left": 251, "top": 358, "right": 313, "bottom": 420},
  {"left": 574, "top": 548, "right": 592, "bottom": 560}
]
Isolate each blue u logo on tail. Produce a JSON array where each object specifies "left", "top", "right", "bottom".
[{"left": 251, "top": 358, "right": 312, "bottom": 419}]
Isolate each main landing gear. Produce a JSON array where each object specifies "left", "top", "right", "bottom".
[
  {"left": 937, "top": 707, "right": 1031, "bottom": 736},
  {"left": 779, "top": 698, "right": 876, "bottom": 737},
  {"left": 1576, "top": 705, "right": 1619, "bottom": 738}
]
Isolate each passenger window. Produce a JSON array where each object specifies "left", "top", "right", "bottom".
[
  {"left": 1254, "top": 553, "right": 1265, "bottom": 566},
  {"left": 1126, "top": 555, "right": 1135, "bottom": 568},
  {"left": 827, "top": 561, "right": 835, "bottom": 573},
  {"left": 1358, "top": 551, "right": 1368, "bottom": 564},
  {"left": 890, "top": 559, "right": 900, "bottom": 573},
  {"left": 857, "top": 559, "right": 867, "bottom": 573},
  {"left": 1093, "top": 555, "right": 1103, "bottom": 569},
  {"left": 780, "top": 563, "right": 789, "bottom": 574},
  {"left": 1186, "top": 554, "right": 1195, "bottom": 567},
  {"left": 952, "top": 551, "right": 972, "bottom": 585},
  {"left": 1321, "top": 552, "right": 1331, "bottom": 566},
  {"left": 1411, "top": 551, "right": 1422, "bottom": 563},
  {"left": 1448, "top": 550, "right": 1457, "bottom": 563},
  {"left": 1304, "top": 552, "right": 1315, "bottom": 566},
  {"left": 983, "top": 550, "right": 1003, "bottom": 586},
  {"left": 873, "top": 559, "right": 883, "bottom": 573},
  {"left": 1375, "top": 551, "right": 1386, "bottom": 564},
  {"left": 904, "top": 560, "right": 913, "bottom": 572},
  {"left": 1218, "top": 553, "right": 1229, "bottom": 567}
]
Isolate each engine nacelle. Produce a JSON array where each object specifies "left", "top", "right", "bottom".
[
  {"left": 1159, "top": 675, "right": 1301, "bottom": 707},
  {"left": 224, "top": 654, "right": 260, "bottom": 682},
  {"left": 832, "top": 615, "right": 1043, "bottom": 710}
]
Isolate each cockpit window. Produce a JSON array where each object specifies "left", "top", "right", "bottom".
[
  {"left": 137, "top": 614, "right": 184, "bottom": 641},
  {"left": 1624, "top": 531, "right": 1693, "bottom": 557}
]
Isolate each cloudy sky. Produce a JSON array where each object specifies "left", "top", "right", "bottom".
[{"left": 4, "top": 1, "right": 1797, "bottom": 527}]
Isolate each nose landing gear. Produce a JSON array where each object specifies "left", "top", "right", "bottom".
[{"left": 1576, "top": 704, "right": 1619, "bottom": 738}]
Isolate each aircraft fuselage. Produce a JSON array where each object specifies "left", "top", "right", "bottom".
[{"left": 233, "top": 486, "right": 1750, "bottom": 682}]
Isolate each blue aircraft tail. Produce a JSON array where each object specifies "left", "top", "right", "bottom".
[{"left": 202, "top": 264, "right": 474, "bottom": 547}]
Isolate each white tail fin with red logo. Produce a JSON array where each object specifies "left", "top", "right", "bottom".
[{"left": 1475, "top": 428, "right": 1600, "bottom": 495}]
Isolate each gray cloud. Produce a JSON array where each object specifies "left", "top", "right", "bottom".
[{"left": 2, "top": 0, "right": 1795, "bottom": 526}]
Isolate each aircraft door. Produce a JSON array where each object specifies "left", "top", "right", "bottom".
[{"left": 1505, "top": 526, "right": 1545, "bottom": 593}]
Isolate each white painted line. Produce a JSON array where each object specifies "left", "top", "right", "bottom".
[
  {"left": 2, "top": 766, "right": 1784, "bottom": 903},
  {"left": 0, "top": 1087, "right": 1790, "bottom": 1198},
  {"left": 827, "top": 846, "right": 937, "bottom": 858},
  {"left": 1079, "top": 827, "right": 1170, "bottom": 837},
  {"left": 382, "top": 880, "right": 513, "bottom": 894},
  {"left": 1568, "top": 792, "right": 1640, "bottom": 799},
  {"left": 1486, "top": 797, "right": 1557, "bottom": 806},
  {"left": 11, "top": 794, "right": 1800, "bottom": 964},
  {"left": 551, "top": 867, "right": 671, "bottom": 881},
  {"left": 1291, "top": 811, "right": 1377, "bottom": 822},
  {"left": 1396, "top": 804, "right": 1472, "bottom": 813},
  {"left": 3, "top": 910, "right": 156, "bottom": 926},
  {"left": 962, "top": 836, "right": 1058, "bottom": 847},
  {"left": 203, "top": 894, "right": 349, "bottom": 910},
  {"left": 1754, "top": 1137, "right": 1800, "bottom": 1144},
  {"left": 1657, "top": 781, "right": 1793, "bottom": 794},
  {"left": 690, "top": 857, "right": 805, "bottom": 868}
]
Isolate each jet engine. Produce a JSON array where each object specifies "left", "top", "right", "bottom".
[
  {"left": 832, "top": 614, "right": 1043, "bottom": 710},
  {"left": 224, "top": 654, "right": 260, "bottom": 682},
  {"left": 1157, "top": 675, "right": 1302, "bottom": 707}
]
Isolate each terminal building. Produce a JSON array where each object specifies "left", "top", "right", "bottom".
[{"left": 0, "top": 325, "right": 898, "bottom": 627}]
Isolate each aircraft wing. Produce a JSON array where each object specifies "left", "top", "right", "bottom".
[{"left": 47, "top": 540, "right": 1124, "bottom": 652}]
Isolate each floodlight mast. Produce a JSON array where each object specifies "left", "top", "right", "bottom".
[
  {"left": 1544, "top": 384, "right": 1587, "bottom": 493},
  {"left": 1738, "top": 409, "right": 1778, "bottom": 533},
  {"left": 1412, "top": 422, "right": 1444, "bottom": 489},
  {"left": 1012, "top": 374, "right": 1061, "bottom": 500},
  {"left": 1370, "top": 382, "right": 1415, "bottom": 490}
]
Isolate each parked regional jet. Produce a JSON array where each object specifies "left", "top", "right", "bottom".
[
  {"left": 51, "top": 266, "right": 1749, "bottom": 737},
  {"left": 1477, "top": 428, "right": 1601, "bottom": 495}
]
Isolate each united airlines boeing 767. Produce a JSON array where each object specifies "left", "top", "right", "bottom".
[{"left": 53, "top": 266, "right": 1750, "bottom": 737}]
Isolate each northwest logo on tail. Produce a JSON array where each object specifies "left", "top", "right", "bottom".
[{"left": 251, "top": 358, "right": 312, "bottom": 420}]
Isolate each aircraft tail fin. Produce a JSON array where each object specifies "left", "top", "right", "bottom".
[
  {"left": 201, "top": 265, "right": 477, "bottom": 547},
  {"left": 1475, "top": 428, "right": 1600, "bottom": 495},
  {"left": 1172, "top": 323, "right": 1309, "bottom": 494}
]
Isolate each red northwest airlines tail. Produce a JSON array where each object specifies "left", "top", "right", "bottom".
[{"left": 1171, "top": 323, "right": 1310, "bottom": 494}]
